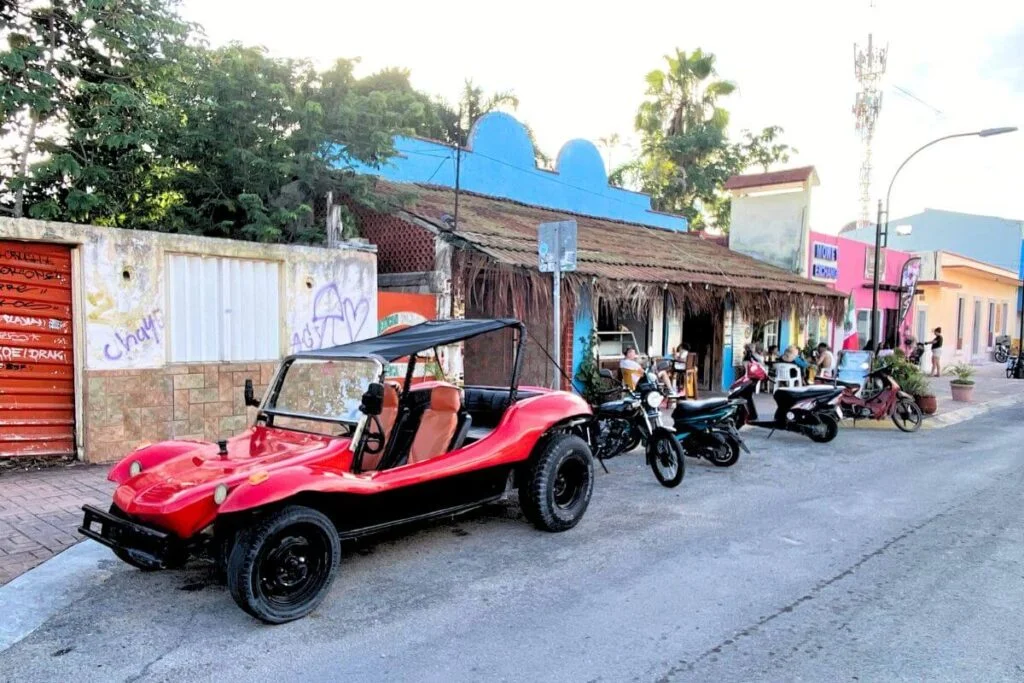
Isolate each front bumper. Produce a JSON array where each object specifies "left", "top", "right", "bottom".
[{"left": 79, "top": 504, "right": 179, "bottom": 569}]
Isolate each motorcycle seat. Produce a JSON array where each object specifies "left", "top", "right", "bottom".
[
  {"left": 775, "top": 385, "right": 842, "bottom": 401},
  {"left": 672, "top": 397, "right": 730, "bottom": 416}
]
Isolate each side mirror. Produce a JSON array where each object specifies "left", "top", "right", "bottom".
[
  {"left": 359, "top": 382, "right": 385, "bottom": 416},
  {"left": 599, "top": 368, "right": 614, "bottom": 380},
  {"left": 243, "top": 379, "right": 261, "bottom": 407}
]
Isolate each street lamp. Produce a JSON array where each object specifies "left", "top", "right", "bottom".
[{"left": 869, "top": 126, "right": 1019, "bottom": 355}]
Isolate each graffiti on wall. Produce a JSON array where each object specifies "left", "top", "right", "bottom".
[
  {"left": 290, "top": 283, "right": 371, "bottom": 353},
  {"left": 86, "top": 285, "right": 165, "bottom": 367},
  {"left": 100, "top": 309, "right": 164, "bottom": 362}
]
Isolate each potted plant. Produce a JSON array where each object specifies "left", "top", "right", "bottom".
[
  {"left": 901, "top": 374, "right": 937, "bottom": 414},
  {"left": 945, "top": 362, "right": 976, "bottom": 402}
]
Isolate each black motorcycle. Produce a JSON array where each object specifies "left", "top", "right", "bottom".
[
  {"left": 588, "top": 368, "right": 686, "bottom": 488},
  {"left": 728, "top": 361, "right": 843, "bottom": 443},
  {"left": 994, "top": 335, "right": 1010, "bottom": 364},
  {"left": 669, "top": 397, "right": 750, "bottom": 467}
]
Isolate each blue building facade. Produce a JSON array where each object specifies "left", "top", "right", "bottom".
[{"left": 341, "top": 112, "right": 688, "bottom": 384}]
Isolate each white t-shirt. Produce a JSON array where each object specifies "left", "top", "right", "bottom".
[{"left": 619, "top": 358, "right": 643, "bottom": 372}]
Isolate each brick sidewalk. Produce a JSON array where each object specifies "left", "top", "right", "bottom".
[{"left": 0, "top": 465, "right": 113, "bottom": 586}]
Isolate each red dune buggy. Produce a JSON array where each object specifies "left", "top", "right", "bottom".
[{"left": 80, "top": 319, "right": 594, "bottom": 623}]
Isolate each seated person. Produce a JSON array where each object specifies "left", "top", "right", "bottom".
[
  {"left": 657, "top": 344, "right": 688, "bottom": 391},
  {"left": 619, "top": 347, "right": 644, "bottom": 390},
  {"left": 781, "top": 345, "right": 809, "bottom": 370}
]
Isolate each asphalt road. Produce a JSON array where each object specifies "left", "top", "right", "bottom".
[{"left": 3, "top": 406, "right": 1023, "bottom": 682}]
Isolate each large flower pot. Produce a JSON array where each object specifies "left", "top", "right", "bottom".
[
  {"left": 950, "top": 381, "right": 974, "bottom": 402},
  {"left": 916, "top": 394, "right": 938, "bottom": 414}
]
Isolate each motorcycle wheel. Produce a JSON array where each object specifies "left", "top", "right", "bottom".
[
  {"left": 892, "top": 399, "right": 923, "bottom": 432},
  {"left": 709, "top": 437, "right": 741, "bottom": 467},
  {"left": 648, "top": 433, "right": 685, "bottom": 488},
  {"left": 807, "top": 414, "right": 839, "bottom": 443},
  {"left": 994, "top": 349, "right": 1008, "bottom": 363}
]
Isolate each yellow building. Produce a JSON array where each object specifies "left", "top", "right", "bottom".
[{"left": 914, "top": 251, "right": 1019, "bottom": 365}]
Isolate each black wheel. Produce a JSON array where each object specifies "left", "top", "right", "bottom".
[
  {"left": 892, "top": 399, "right": 923, "bottom": 432},
  {"left": 709, "top": 437, "right": 741, "bottom": 468},
  {"left": 807, "top": 414, "right": 839, "bottom": 443},
  {"left": 518, "top": 433, "right": 594, "bottom": 532},
  {"left": 648, "top": 432, "right": 685, "bottom": 487},
  {"left": 994, "top": 349, "right": 1008, "bottom": 363},
  {"left": 108, "top": 504, "right": 185, "bottom": 571},
  {"left": 226, "top": 505, "right": 340, "bottom": 624}
]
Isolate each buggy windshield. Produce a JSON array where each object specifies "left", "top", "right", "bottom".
[{"left": 263, "top": 358, "right": 381, "bottom": 433}]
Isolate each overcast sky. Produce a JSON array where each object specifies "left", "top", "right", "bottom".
[{"left": 181, "top": 0, "right": 1024, "bottom": 233}]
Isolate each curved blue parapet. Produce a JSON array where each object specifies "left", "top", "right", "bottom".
[
  {"left": 467, "top": 112, "right": 536, "bottom": 170},
  {"left": 338, "top": 112, "right": 687, "bottom": 231}
]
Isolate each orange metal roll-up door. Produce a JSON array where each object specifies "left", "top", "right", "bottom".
[{"left": 0, "top": 241, "right": 75, "bottom": 458}]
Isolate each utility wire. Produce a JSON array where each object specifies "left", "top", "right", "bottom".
[{"left": 890, "top": 85, "right": 944, "bottom": 117}]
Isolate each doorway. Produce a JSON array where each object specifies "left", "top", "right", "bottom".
[{"left": 681, "top": 311, "right": 717, "bottom": 391}]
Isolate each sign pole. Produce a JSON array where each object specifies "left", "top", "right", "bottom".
[
  {"left": 538, "top": 220, "right": 577, "bottom": 391},
  {"left": 552, "top": 256, "right": 561, "bottom": 390}
]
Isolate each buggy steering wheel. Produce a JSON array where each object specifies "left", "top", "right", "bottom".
[{"left": 361, "top": 415, "right": 385, "bottom": 455}]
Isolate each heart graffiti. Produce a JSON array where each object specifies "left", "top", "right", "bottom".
[{"left": 290, "top": 284, "right": 370, "bottom": 353}]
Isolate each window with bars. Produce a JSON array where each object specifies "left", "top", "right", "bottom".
[
  {"left": 988, "top": 301, "right": 996, "bottom": 347},
  {"left": 167, "top": 254, "right": 281, "bottom": 362},
  {"left": 763, "top": 320, "right": 779, "bottom": 350},
  {"left": 956, "top": 297, "right": 965, "bottom": 350}
]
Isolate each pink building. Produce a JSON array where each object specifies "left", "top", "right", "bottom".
[{"left": 808, "top": 231, "right": 917, "bottom": 351}]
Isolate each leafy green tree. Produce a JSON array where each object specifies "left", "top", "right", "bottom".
[
  {"left": 1, "top": 2, "right": 439, "bottom": 241},
  {"left": 611, "top": 48, "right": 794, "bottom": 230},
  {"left": 1, "top": 0, "right": 191, "bottom": 220},
  {"left": 431, "top": 79, "right": 550, "bottom": 166}
]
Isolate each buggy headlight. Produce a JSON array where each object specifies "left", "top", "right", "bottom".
[
  {"left": 213, "top": 484, "right": 229, "bottom": 505},
  {"left": 129, "top": 460, "right": 142, "bottom": 477},
  {"left": 646, "top": 392, "right": 664, "bottom": 409}
]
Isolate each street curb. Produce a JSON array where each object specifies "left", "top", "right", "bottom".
[
  {"left": 0, "top": 541, "right": 113, "bottom": 653},
  {"left": 840, "top": 392, "right": 1024, "bottom": 431},
  {"left": 924, "top": 393, "right": 1024, "bottom": 429}
]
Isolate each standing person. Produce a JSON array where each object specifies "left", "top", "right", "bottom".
[{"left": 928, "top": 327, "right": 944, "bottom": 377}]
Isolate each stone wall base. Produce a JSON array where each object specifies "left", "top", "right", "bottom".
[{"left": 83, "top": 362, "right": 278, "bottom": 464}]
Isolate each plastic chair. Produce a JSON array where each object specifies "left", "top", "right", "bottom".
[
  {"left": 621, "top": 368, "right": 644, "bottom": 391},
  {"left": 772, "top": 362, "right": 803, "bottom": 390}
]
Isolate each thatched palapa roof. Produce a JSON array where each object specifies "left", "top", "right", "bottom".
[{"left": 369, "top": 181, "right": 846, "bottom": 321}]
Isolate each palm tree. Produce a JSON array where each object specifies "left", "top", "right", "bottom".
[
  {"left": 636, "top": 48, "right": 736, "bottom": 139},
  {"left": 436, "top": 80, "right": 550, "bottom": 166}
]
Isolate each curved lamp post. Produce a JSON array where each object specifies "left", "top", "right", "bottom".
[{"left": 868, "top": 126, "right": 1018, "bottom": 355}]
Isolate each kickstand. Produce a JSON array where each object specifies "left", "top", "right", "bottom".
[
  {"left": 597, "top": 457, "right": 610, "bottom": 473},
  {"left": 767, "top": 429, "right": 775, "bottom": 440}
]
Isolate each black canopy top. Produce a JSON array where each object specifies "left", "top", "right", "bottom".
[{"left": 293, "top": 318, "right": 523, "bottom": 362}]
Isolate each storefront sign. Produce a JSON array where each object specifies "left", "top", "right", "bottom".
[
  {"left": 377, "top": 292, "right": 442, "bottom": 382},
  {"left": 811, "top": 242, "right": 839, "bottom": 282},
  {"left": 898, "top": 256, "right": 922, "bottom": 326}
]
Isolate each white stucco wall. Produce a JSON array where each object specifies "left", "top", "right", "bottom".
[
  {"left": 729, "top": 189, "right": 811, "bottom": 275},
  {"left": 0, "top": 218, "right": 377, "bottom": 371}
]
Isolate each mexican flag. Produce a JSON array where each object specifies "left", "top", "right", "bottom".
[{"left": 841, "top": 292, "right": 859, "bottom": 350}]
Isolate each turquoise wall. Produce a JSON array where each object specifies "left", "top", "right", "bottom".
[{"left": 571, "top": 287, "right": 594, "bottom": 393}]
